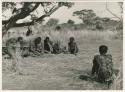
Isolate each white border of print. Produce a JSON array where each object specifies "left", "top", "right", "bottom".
[{"left": 0, "top": 0, "right": 124, "bottom": 92}]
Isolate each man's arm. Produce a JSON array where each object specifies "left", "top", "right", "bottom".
[
  {"left": 91, "top": 56, "right": 97, "bottom": 75},
  {"left": 75, "top": 42, "right": 78, "bottom": 53},
  {"left": 108, "top": 55, "right": 114, "bottom": 72},
  {"left": 68, "top": 43, "right": 71, "bottom": 52}
]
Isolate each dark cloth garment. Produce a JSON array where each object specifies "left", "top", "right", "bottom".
[
  {"left": 92, "top": 54, "right": 114, "bottom": 83},
  {"left": 68, "top": 42, "right": 78, "bottom": 54},
  {"left": 44, "top": 40, "right": 53, "bottom": 53},
  {"left": 26, "top": 28, "right": 32, "bottom": 36}
]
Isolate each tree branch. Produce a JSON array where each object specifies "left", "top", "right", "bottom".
[
  {"left": 15, "top": 3, "right": 40, "bottom": 20},
  {"left": 35, "top": 5, "right": 60, "bottom": 22},
  {"left": 40, "top": 3, "right": 48, "bottom": 14},
  {"left": 2, "top": 3, "right": 40, "bottom": 37},
  {"left": 4, "top": 3, "right": 40, "bottom": 30},
  {"left": 2, "top": 20, "right": 9, "bottom": 25},
  {"left": 3, "top": 3, "right": 40, "bottom": 25},
  {"left": 106, "top": 2, "right": 122, "bottom": 21},
  {"left": 13, "top": 22, "right": 34, "bottom": 27},
  {"left": 3, "top": 4, "right": 61, "bottom": 28}
]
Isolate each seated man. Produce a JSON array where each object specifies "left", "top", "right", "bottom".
[
  {"left": 44, "top": 37, "right": 53, "bottom": 53},
  {"left": 29, "top": 37, "right": 43, "bottom": 56},
  {"left": 91, "top": 45, "right": 116, "bottom": 88},
  {"left": 20, "top": 39, "right": 30, "bottom": 57},
  {"left": 52, "top": 41, "right": 62, "bottom": 54},
  {"left": 68, "top": 37, "right": 78, "bottom": 55}
]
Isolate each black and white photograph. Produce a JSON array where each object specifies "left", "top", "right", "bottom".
[{"left": 2, "top": 0, "right": 123, "bottom": 90}]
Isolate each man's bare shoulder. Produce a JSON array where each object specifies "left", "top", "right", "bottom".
[
  {"left": 94, "top": 54, "right": 100, "bottom": 58},
  {"left": 93, "top": 54, "right": 112, "bottom": 61}
]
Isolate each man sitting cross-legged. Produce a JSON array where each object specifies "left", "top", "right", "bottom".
[
  {"left": 68, "top": 37, "right": 78, "bottom": 55},
  {"left": 29, "top": 37, "right": 43, "bottom": 56},
  {"left": 44, "top": 37, "right": 53, "bottom": 54}
]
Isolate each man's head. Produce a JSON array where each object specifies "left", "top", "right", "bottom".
[
  {"left": 17, "top": 37, "right": 23, "bottom": 43},
  {"left": 99, "top": 45, "right": 108, "bottom": 55},
  {"left": 45, "top": 37, "right": 50, "bottom": 42},
  {"left": 69, "top": 37, "right": 75, "bottom": 42}
]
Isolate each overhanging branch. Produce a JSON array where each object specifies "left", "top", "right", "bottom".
[
  {"left": 2, "top": 3, "right": 61, "bottom": 28},
  {"left": 3, "top": 3, "right": 40, "bottom": 31},
  {"left": 36, "top": 5, "right": 60, "bottom": 22}
]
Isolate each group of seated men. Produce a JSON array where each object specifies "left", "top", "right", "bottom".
[{"left": 5, "top": 36, "right": 79, "bottom": 58}]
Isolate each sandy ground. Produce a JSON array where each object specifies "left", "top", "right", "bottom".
[{"left": 2, "top": 39, "right": 123, "bottom": 90}]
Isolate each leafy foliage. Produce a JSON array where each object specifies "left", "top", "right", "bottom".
[
  {"left": 73, "top": 9, "right": 96, "bottom": 24},
  {"left": 46, "top": 18, "right": 59, "bottom": 27},
  {"left": 67, "top": 19, "right": 75, "bottom": 25},
  {"left": 2, "top": 2, "right": 16, "bottom": 12}
]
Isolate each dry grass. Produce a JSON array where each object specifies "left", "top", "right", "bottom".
[
  {"left": 3, "top": 24, "right": 122, "bottom": 44},
  {"left": 2, "top": 26, "right": 123, "bottom": 90}
]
